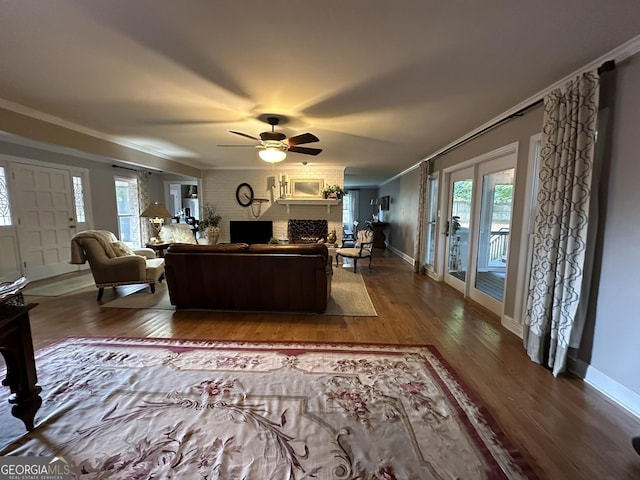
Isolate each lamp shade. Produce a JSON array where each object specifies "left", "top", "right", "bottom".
[
  {"left": 259, "top": 148, "right": 287, "bottom": 163},
  {"left": 140, "top": 202, "right": 171, "bottom": 218}
]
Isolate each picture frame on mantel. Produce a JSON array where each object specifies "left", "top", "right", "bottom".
[{"left": 291, "top": 179, "right": 324, "bottom": 198}]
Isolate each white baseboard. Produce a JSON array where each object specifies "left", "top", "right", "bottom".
[
  {"left": 501, "top": 315, "right": 523, "bottom": 338},
  {"left": 386, "top": 244, "right": 414, "bottom": 265},
  {"left": 569, "top": 357, "right": 640, "bottom": 419}
]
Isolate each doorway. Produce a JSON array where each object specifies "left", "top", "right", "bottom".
[
  {"left": 468, "top": 159, "right": 515, "bottom": 312},
  {"left": 11, "top": 162, "right": 89, "bottom": 280},
  {"left": 441, "top": 145, "right": 517, "bottom": 316}
]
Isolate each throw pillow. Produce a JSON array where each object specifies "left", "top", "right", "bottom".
[{"left": 111, "top": 241, "right": 135, "bottom": 257}]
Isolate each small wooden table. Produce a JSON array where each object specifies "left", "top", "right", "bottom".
[
  {"left": 0, "top": 278, "right": 42, "bottom": 431},
  {"left": 145, "top": 242, "right": 172, "bottom": 257},
  {"left": 370, "top": 222, "right": 389, "bottom": 249}
]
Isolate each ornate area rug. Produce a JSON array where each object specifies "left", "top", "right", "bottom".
[
  {"left": 101, "top": 267, "right": 377, "bottom": 316},
  {"left": 0, "top": 338, "right": 537, "bottom": 479}
]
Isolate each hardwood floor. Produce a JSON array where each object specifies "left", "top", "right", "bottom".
[{"left": 13, "top": 251, "right": 640, "bottom": 479}]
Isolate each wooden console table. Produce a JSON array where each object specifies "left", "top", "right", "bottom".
[
  {"left": 370, "top": 222, "right": 389, "bottom": 249},
  {"left": 0, "top": 278, "right": 42, "bottom": 431}
]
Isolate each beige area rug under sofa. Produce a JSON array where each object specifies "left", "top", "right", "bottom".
[{"left": 102, "top": 266, "right": 377, "bottom": 316}]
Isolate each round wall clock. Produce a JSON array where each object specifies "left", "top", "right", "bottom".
[{"left": 235, "top": 182, "right": 254, "bottom": 207}]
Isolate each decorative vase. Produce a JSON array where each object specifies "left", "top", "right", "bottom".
[
  {"left": 327, "top": 229, "right": 337, "bottom": 244},
  {"left": 205, "top": 226, "right": 220, "bottom": 245}
]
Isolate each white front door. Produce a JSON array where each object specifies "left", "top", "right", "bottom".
[{"left": 11, "top": 162, "right": 77, "bottom": 280}]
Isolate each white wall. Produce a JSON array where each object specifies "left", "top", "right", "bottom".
[{"left": 200, "top": 166, "right": 345, "bottom": 243}]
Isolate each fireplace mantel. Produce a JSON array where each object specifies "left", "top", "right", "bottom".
[{"left": 275, "top": 198, "right": 341, "bottom": 214}]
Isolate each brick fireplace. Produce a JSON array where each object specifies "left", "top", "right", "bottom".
[{"left": 287, "top": 219, "right": 328, "bottom": 244}]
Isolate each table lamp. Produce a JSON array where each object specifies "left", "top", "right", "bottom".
[{"left": 140, "top": 202, "right": 171, "bottom": 242}]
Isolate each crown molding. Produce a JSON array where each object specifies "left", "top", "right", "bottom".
[
  {"left": 0, "top": 98, "right": 174, "bottom": 161},
  {"left": 393, "top": 34, "right": 640, "bottom": 182}
]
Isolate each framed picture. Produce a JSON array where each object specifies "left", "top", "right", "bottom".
[
  {"left": 291, "top": 179, "right": 324, "bottom": 198},
  {"left": 380, "top": 195, "right": 390, "bottom": 211}
]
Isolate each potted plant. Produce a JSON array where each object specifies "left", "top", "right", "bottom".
[
  {"left": 321, "top": 184, "right": 346, "bottom": 199},
  {"left": 198, "top": 203, "right": 222, "bottom": 244}
]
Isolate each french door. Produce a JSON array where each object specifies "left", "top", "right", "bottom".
[
  {"left": 442, "top": 146, "right": 517, "bottom": 316},
  {"left": 468, "top": 157, "right": 515, "bottom": 313},
  {"left": 443, "top": 167, "right": 474, "bottom": 292}
]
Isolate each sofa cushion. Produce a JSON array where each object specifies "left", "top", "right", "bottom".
[
  {"left": 248, "top": 243, "right": 328, "bottom": 259},
  {"left": 111, "top": 241, "right": 135, "bottom": 257},
  {"left": 167, "top": 243, "right": 250, "bottom": 254}
]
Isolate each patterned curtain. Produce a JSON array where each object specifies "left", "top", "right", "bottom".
[
  {"left": 137, "top": 170, "right": 152, "bottom": 247},
  {"left": 523, "top": 71, "right": 599, "bottom": 376},
  {"left": 413, "top": 161, "right": 428, "bottom": 273}
]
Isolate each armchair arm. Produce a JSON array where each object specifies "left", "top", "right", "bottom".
[
  {"left": 358, "top": 241, "right": 374, "bottom": 255},
  {"left": 133, "top": 248, "right": 157, "bottom": 259}
]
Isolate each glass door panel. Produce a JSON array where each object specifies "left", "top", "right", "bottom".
[
  {"left": 444, "top": 168, "right": 474, "bottom": 292},
  {"left": 424, "top": 174, "right": 438, "bottom": 271},
  {"left": 473, "top": 168, "right": 514, "bottom": 302}
]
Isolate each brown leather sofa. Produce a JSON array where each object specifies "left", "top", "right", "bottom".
[{"left": 163, "top": 243, "right": 332, "bottom": 313}]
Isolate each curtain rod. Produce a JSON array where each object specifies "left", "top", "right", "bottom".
[
  {"left": 427, "top": 60, "right": 616, "bottom": 162},
  {"left": 112, "top": 164, "right": 157, "bottom": 174},
  {"left": 112, "top": 164, "right": 137, "bottom": 172}
]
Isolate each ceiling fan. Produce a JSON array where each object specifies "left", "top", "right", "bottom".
[{"left": 218, "top": 116, "right": 322, "bottom": 163}]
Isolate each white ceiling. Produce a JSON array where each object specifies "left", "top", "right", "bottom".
[{"left": 1, "top": 1, "right": 640, "bottom": 186}]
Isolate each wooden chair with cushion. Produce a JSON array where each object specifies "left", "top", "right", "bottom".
[
  {"left": 342, "top": 220, "right": 359, "bottom": 248},
  {"left": 335, "top": 227, "right": 374, "bottom": 273},
  {"left": 70, "top": 230, "right": 165, "bottom": 300}
]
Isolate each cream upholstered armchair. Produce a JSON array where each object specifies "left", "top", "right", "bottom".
[
  {"left": 70, "top": 230, "right": 165, "bottom": 300},
  {"left": 159, "top": 223, "right": 198, "bottom": 244},
  {"left": 335, "top": 227, "right": 374, "bottom": 273}
]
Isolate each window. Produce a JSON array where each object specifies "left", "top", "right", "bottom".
[
  {"left": 342, "top": 190, "right": 359, "bottom": 237},
  {"left": 424, "top": 174, "right": 439, "bottom": 270},
  {"left": 114, "top": 176, "right": 141, "bottom": 247},
  {"left": 0, "top": 167, "right": 12, "bottom": 226},
  {"left": 72, "top": 175, "right": 86, "bottom": 223}
]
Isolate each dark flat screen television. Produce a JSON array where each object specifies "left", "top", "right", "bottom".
[{"left": 229, "top": 220, "right": 273, "bottom": 244}]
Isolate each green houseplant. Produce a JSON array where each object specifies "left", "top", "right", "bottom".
[
  {"left": 321, "top": 184, "right": 346, "bottom": 199},
  {"left": 198, "top": 203, "right": 222, "bottom": 244}
]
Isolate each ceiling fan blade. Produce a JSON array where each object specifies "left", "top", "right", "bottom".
[
  {"left": 288, "top": 146, "right": 322, "bottom": 156},
  {"left": 287, "top": 133, "right": 319, "bottom": 146},
  {"left": 229, "top": 130, "right": 260, "bottom": 141}
]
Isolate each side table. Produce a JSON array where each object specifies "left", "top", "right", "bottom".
[
  {"left": 370, "top": 222, "right": 389, "bottom": 249},
  {"left": 0, "top": 278, "right": 42, "bottom": 431},
  {"left": 145, "top": 242, "right": 172, "bottom": 258}
]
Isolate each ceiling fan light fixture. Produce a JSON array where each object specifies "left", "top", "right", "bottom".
[{"left": 259, "top": 147, "right": 287, "bottom": 163}]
